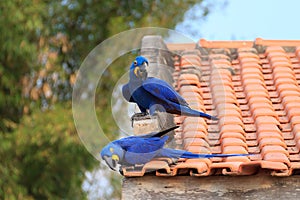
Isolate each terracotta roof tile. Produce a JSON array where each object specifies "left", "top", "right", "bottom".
[
  {"left": 256, "top": 38, "right": 300, "bottom": 46},
  {"left": 123, "top": 38, "right": 300, "bottom": 177},
  {"left": 199, "top": 39, "right": 253, "bottom": 48}
]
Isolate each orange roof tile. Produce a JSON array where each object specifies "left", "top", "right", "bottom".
[
  {"left": 199, "top": 39, "right": 253, "bottom": 48},
  {"left": 256, "top": 38, "right": 300, "bottom": 46},
  {"left": 124, "top": 38, "right": 300, "bottom": 177}
]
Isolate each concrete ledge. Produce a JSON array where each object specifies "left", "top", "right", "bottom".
[{"left": 122, "top": 174, "right": 300, "bottom": 200}]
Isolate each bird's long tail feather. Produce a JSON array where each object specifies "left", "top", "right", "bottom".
[
  {"left": 180, "top": 151, "right": 249, "bottom": 158},
  {"left": 159, "top": 148, "right": 250, "bottom": 159},
  {"left": 149, "top": 126, "right": 180, "bottom": 138},
  {"left": 178, "top": 105, "right": 219, "bottom": 120}
]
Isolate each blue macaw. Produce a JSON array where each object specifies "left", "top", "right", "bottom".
[
  {"left": 122, "top": 56, "right": 218, "bottom": 120},
  {"left": 100, "top": 126, "right": 250, "bottom": 171}
]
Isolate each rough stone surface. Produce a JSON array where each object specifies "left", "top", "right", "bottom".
[
  {"left": 122, "top": 174, "right": 300, "bottom": 200},
  {"left": 132, "top": 115, "right": 160, "bottom": 135}
]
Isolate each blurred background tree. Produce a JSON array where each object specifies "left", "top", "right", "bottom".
[{"left": 0, "top": 0, "right": 214, "bottom": 199}]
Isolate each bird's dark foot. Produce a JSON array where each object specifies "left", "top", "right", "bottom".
[
  {"left": 130, "top": 112, "right": 149, "bottom": 126},
  {"left": 119, "top": 165, "right": 136, "bottom": 175},
  {"left": 131, "top": 112, "right": 149, "bottom": 119},
  {"left": 170, "top": 158, "right": 179, "bottom": 165}
]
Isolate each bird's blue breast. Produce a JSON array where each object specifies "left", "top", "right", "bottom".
[{"left": 131, "top": 86, "right": 153, "bottom": 107}]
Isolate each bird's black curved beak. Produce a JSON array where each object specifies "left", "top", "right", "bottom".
[
  {"left": 138, "top": 62, "right": 148, "bottom": 80},
  {"left": 103, "top": 156, "right": 117, "bottom": 171}
]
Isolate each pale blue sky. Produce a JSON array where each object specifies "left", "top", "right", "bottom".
[{"left": 176, "top": 0, "right": 300, "bottom": 41}]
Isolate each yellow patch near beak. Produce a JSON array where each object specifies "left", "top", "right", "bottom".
[
  {"left": 112, "top": 154, "right": 119, "bottom": 161},
  {"left": 134, "top": 67, "right": 140, "bottom": 77}
]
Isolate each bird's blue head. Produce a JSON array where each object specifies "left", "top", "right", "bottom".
[
  {"left": 100, "top": 142, "right": 125, "bottom": 171},
  {"left": 129, "top": 56, "right": 149, "bottom": 80}
]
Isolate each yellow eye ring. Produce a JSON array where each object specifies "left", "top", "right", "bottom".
[{"left": 134, "top": 60, "right": 137, "bottom": 65}]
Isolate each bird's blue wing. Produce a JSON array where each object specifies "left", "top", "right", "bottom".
[
  {"left": 142, "top": 77, "right": 189, "bottom": 107},
  {"left": 116, "top": 136, "right": 168, "bottom": 153},
  {"left": 115, "top": 136, "right": 169, "bottom": 164},
  {"left": 122, "top": 83, "right": 135, "bottom": 102}
]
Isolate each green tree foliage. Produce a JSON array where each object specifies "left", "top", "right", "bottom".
[
  {"left": 0, "top": 0, "right": 212, "bottom": 199},
  {"left": 0, "top": 0, "right": 46, "bottom": 132},
  {"left": 2, "top": 104, "right": 96, "bottom": 199}
]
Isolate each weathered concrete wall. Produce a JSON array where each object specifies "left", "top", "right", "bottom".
[{"left": 122, "top": 174, "right": 300, "bottom": 200}]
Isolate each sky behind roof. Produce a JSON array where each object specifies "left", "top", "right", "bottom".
[{"left": 176, "top": 0, "right": 300, "bottom": 41}]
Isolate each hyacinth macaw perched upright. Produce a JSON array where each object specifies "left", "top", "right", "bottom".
[
  {"left": 100, "top": 126, "right": 250, "bottom": 171},
  {"left": 122, "top": 56, "right": 218, "bottom": 120}
]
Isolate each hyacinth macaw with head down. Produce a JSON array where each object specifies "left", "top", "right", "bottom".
[
  {"left": 100, "top": 126, "right": 250, "bottom": 172},
  {"left": 122, "top": 56, "right": 218, "bottom": 120}
]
